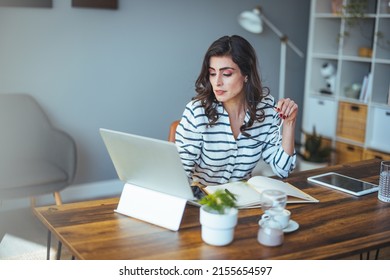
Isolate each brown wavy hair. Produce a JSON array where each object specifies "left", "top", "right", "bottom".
[{"left": 194, "top": 35, "right": 270, "bottom": 133}]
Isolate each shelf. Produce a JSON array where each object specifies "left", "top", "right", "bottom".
[
  {"left": 314, "top": 13, "right": 343, "bottom": 18},
  {"left": 341, "top": 18, "right": 376, "bottom": 57},
  {"left": 340, "top": 55, "right": 373, "bottom": 62},
  {"left": 303, "top": 0, "right": 390, "bottom": 162},
  {"left": 375, "top": 17, "right": 390, "bottom": 60},
  {"left": 309, "top": 91, "right": 337, "bottom": 100},
  {"left": 313, "top": 18, "right": 341, "bottom": 55},
  {"left": 312, "top": 53, "right": 340, "bottom": 60},
  {"left": 370, "top": 102, "right": 390, "bottom": 109},
  {"left": 372, "top": 63, "right": 390, "bottom": 104}
]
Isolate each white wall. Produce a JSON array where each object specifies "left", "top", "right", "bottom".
[{"left": 0, "top": 0, "right": 310, "bottom": 188}]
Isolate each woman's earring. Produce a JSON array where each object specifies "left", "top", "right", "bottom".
[{"left": 244, "top": 76, "right": 248, "bottom": 83}]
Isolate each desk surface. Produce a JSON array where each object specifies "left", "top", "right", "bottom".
[{"left": 33, "top": 159, "right": 390, "bottom": 260}]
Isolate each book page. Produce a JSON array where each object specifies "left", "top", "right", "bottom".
[
  {"left": 248, "top": 176, "right": 319, "bottom": 203},
  {"left": 203, "top": 176, "right": 319, "bottom": 208},
  {"left": 203, "top": 181, "right": 262, "bottom": 208}
]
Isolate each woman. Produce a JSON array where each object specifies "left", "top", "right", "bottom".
[{"left": 176, "top": 35, "right": 298, "bottom": 194}]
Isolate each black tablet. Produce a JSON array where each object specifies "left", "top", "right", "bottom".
[{"left": 307, "top": 172, "right": 378, "bottom": 196}]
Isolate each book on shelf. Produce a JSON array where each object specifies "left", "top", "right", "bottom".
[
  {"left": 203, "top": 176, "right": 319, "bottom": 208},
  {"left": 359, "top": 75, "right": 368, "bottom": 101},
  {"left": 364, "top": 72, "right": 373, "bottom": 103},
  {"left": 359, "top": 72, "right": 372, "bottom": 103}
]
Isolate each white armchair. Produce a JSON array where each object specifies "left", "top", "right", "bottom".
[{"left": 0, "top": 93, "right": 77, "bottom": 205}]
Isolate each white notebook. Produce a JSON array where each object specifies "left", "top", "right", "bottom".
[{"left": 204, "top": 176, "right": 319, "bottom": 208}]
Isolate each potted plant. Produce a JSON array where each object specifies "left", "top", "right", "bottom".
[
  {"left": 296, "top": 126, "right": 333, "bottom": 171},
  {"left": 336, "top": 0, "right": 389, "bottom": 52},
  {"left": 198, "top": 189, "right": 238, "bottom": 246},
  {"left": 336, "top": 0, "right": 367, "bottom": 42}
]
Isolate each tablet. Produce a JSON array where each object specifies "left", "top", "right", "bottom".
[{"left": 307, "top": 172, "right": 378, "bottom": 196}]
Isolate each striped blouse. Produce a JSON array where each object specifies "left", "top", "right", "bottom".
[{"left": 175, "top": 96, "right": 296, "bottom": 186}]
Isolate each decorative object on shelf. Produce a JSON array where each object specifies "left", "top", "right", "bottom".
[
  {"left": 199, "top": 189, "right": 238, "bottom": 246},
  {"left": 344, "top": 83, "right": 362, "bottom": 99},
  {"left": 375, "top": 31, "right": 390, "bottom": 51},
  {"left": 380, "top": 0, "right": 390, "bottom": 13},
  {"left": 336, "top": 0, "right": 367, "bottom": 42},
  {"left": 296, "top": 126, "right": 333, "bottom": 165},
  {"left": 331, "top": 0, "right": 343, "bottom": 14},
  {"left": 338, "top": 0, "right": 389, "bottom": 51},
  {"left": 358, "top": 47, "right": 373, "bottom": 57},
  {"left": 342, "top": 0, "right": 368, "bottom": 27},
  {"left": 320, "top": 62, "right": 337, "bottom": 95},
  {"left": 238, "top": 6, "right": 304, "bottom": 99}
]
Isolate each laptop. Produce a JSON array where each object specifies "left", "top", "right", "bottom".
[{"left": 99, "top": 128, "right": 196, "bottom": 202}]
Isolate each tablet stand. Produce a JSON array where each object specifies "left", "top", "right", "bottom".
[{"left": 115, "top": 183, "right": 187, "bottom": 231}]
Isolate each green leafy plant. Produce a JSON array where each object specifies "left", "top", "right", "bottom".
[
  {"left": 336, "top": 0, "right": 389, "bottom": 50},
  {"left": 376, "top": 31, "right": 390, "bottom": 50},
  {"left": 199, "top": 189, "right": 237, "bottom": 214},
  {"left": 337, "top": 0, "right": 368, "bottom": 42},
  {"left": 342, "top": 0, "right": 367, "bottom": 27},
  {"left": 296, "top": 127, "right": 333, "bottom": 163}
]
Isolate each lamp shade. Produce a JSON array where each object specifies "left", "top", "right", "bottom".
[{"left": 238, "top": 8, "right": 263, "bottom": 34}]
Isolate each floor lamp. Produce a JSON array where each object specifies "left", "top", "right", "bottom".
[{"left": 238, "top": 6, "right": 304, "bottom": 99}]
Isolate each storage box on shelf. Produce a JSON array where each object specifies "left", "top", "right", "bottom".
[
  {"left": 302, "top": 0, "right": 390, "bottom": 165},
  {"left": 337, "top": 101, "right": 367, "bottom": 143},
  {"left": 335, "top": 144, "right": 390, "bottom": 165},
  {"left": 363, "top": 148, "right": 390, "bottom": 161},
  {"left": 335, "top": 141, "right": 364, "bottom": 164}
]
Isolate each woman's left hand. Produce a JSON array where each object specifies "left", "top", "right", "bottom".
[{"left": 276, "top": 98, "right": 298, "bottom": 123}]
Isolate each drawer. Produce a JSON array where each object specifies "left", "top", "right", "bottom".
[
  {"left": 363, "top": 149, "right": 390, "bottom": 161},
  {"left": 366, "top": 107, "right": 390, "bottom": 152},
  {"left": 303, "top": 97, "right": 337, "bottom": 138},
  {"left": 337, "top": 102, "right": 367, "bottom": 143},
  {"left": 335, "top": 141, "right": 363, "bottom": 164}
]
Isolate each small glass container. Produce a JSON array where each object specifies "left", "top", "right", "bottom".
[
  {"left": 260, "top": 190, "right": 287, "bottom": 213},
  {"left": 257, "top": 214, "right": 284, "bottom": 247}
]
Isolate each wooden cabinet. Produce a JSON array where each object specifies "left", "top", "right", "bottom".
[
  {"left": 335, "top": 142, "right": 363, "bottom": 164},
  {"left": 363, "top": 149, "right": 390, "bottom": 161},
  {"left": 335, "top": 143, "right": 390, "bottom": 164},
  {"left": 302, "top": 0, "right": 390, "bottom": 164},
  {"left": 337, "top": 102, "right": 367, "bottom": 143}
]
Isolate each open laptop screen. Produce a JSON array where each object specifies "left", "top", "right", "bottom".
[{"left": 100, "top": 128, "right": 195, "bottom": 201}]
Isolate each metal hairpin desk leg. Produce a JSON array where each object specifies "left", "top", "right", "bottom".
[
  {"left": 375, "top": 249, "right": 380, "bottom": 260},
  {"left": 46, "top": 230, "right": 51, "bottom": 260},
  {"left": 360, "top": 249, "right": 381, "bottom": 260},
  {"left": 56, "top": 241, "right": 62, "bottom": 260},
  {"left": 46, "top": 230, "right": 63, "bottom": 260}
]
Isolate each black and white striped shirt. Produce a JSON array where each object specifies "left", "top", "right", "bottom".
[{"left": 175, "top": 96, "right": 296, "bottom": 186}]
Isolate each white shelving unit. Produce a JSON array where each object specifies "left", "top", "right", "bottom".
[{"left": 303, "top": 0, "right": 390, "bottom": 163}]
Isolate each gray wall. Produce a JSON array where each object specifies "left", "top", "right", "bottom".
[{"left": 0, "top": 0, "right": 310, "bottom": 186}]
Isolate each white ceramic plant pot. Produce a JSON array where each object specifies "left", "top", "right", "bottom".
[{"left": 199, "top": 206, "right": 238, "bottom": 246}]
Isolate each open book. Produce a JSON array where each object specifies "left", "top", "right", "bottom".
[{"left": 203, "top": 176, "right": 319, "bottom": 208}]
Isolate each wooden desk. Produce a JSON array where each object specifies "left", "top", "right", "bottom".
[{"left": 33, "top": 159, "right": 390, "bottom": 260}]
